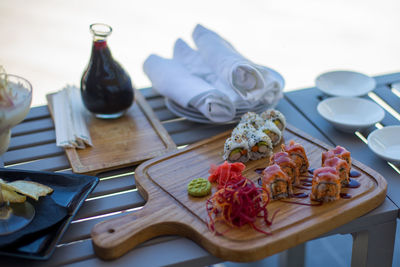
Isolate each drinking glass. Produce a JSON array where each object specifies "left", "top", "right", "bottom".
[{"left": 0, "top": 73, "right": 35, "bottom": 235}]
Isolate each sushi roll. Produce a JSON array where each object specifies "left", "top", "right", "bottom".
[
  {"left": 223, "top": 134, "right": 250, "bottom": 163},
  {"left": 270, "top": 151, "right": 300, "bottom": 186},
  {"left": 240, "top": 112, "right": 264, "bottom": 129},
  {"left": 259, "top": 120, "right": 282, "bottom": 146},
  {"left": 282, "top": 140, "right": 309, "bottom": 174},
  {"left": 322, "top": 146, "right": 352, "bottom": 168},
  {"left": 232, "top": 121, "right": 256, "bottom": 137},
  {"left": 323, "top": 156, "right": 350, "bottom": 185},
  {"left": 310, "top": 167, "right": 341, "bottom": 202},
  {"left": 260, "top": 109, "right": 286, "bottom": 132},
  {"left": 246, "top": 130, "right": 273, "bottom": 160},
  {"left": 262, "top": 164, "right": 293, "bottom": 200}
]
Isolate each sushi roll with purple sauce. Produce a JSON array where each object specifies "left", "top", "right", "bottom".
[
  {"left": 310, "top": 167, "right": 341, "bottom": 202},
  {"left": 262, "top": 164, "right": 293, "bottom": 200}
]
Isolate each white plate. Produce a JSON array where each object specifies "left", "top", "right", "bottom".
[
  {"left": 315, "top": 70, "right": 376, "bottom": 97},
  {"left": 317, "top": 97, "right": 385, "bottom": 133},
  {"left": 165, "top": 98, "right": 236, "bottom": 124},
  {"left": 165, "top": 99, "right": 268, "bottom": 124},
  {"left": 368, "top": 126, "right": 400, "bottom": 165}
]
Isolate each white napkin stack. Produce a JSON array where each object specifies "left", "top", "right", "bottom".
[
  {"left": 143, "top": 55, "right": 236, "bottom": 122},
  {"left": 173, "top": 38, "right": 281, "bottom": 110},
  {"left": 52, "top": 85, "right": 93, "bottom": 149},
  {"left": 143, "top": 24, "right": 284, "bottom": 123},
  {"left": 192, "top": 24, "right": 282, "bottom": 103}
]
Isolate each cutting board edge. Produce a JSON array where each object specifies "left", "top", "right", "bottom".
[{"left": 117, "top": 124, "right": 389, "bottom": 262}]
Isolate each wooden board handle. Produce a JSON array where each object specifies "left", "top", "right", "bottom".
[{"left": 91, "top": 201, "right": 179, "bottom": 260}]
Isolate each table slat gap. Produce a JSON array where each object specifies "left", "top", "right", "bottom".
[
  {"left": 73, "top": 190, "right": 145, "bottom": 221},
  {"left": 3, "top": 155, "right": 71, "bottom": 172},
  {"left": 11, "top": 118, "right": 54, "bottom": 137}
]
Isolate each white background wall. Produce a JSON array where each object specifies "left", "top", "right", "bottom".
[{"left": 1, "top": 0, "right": 399, "bottom": 106}]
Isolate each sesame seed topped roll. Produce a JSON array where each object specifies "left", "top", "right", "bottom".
[
  {"left": 223, "top": 134, "right": 250, "bottom": 163},
  {"left": 246, "top": 130, "right": 273, "bottom": 160},
  {"left": 260, "top": 109, "right": 286, "bottom": 131},
  {"left": 240, "top": 111, "right": 265, "bottom": 129},
  {"left": 232, "top": 121, "right": 257, "bottom": 137},
  {"left": 259, "top": 120, "right": 282, "bottom": 146}
]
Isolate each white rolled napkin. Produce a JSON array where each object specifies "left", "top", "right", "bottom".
[
  {"left": 192, "top": 24, "right": 283, "bottom": 103},
  {"left": 173, "top": 38, "right": 282, "bottom": 109},
  {"left": 53, "top": 85, "right": 92, "bottom": 149},
  {"left": 143, "top": 54, "right": 235, "bottom": 122}
]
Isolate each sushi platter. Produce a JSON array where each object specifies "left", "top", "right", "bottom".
[{"left": 91, "top": 124, "right": 387, "bottom": 262}]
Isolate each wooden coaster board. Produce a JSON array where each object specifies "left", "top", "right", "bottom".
[{"left": 47, "top": 89, "right": 176, "bottom": 175}]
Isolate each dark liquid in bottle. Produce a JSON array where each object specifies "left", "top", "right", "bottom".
[{"left": 81, "top": 40, "right": 134, "bottom": 116}]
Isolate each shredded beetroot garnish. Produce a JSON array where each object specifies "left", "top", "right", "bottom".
[
  {"left": 206, "top": 178, "right": 278, "bottom": 235},
  {"left": 208, "top": 161, "right": 246, "bottom": 189}
]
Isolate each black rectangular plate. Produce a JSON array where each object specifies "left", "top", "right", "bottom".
[{"left": 0, "top": 168, "right": 99, "bottom": 260}]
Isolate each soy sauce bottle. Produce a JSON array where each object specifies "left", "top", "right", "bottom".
[{"left": 81, "top": 23, "right": 134, "bottom": 119}]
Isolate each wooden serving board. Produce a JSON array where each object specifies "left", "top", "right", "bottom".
[
  {"left": 47, "top": 89, "right": 176, "bottom": 175},
  {"left": 91, "top": 124, "right": 387, "bottom": 262}
]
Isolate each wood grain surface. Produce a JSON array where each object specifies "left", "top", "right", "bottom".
[
  {"left": 47, "top": 89, "right": 176, "bottom": 175},
  {"left": 91, "top": 124, "right": 387, "bottom": 262}
]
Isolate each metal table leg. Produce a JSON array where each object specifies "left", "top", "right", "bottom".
[
  {"left": 279, "top": 243, "right": 305, "bottom": 267},
  {"left": 351, "top": 220, "right": 397, "bottom": 267}
]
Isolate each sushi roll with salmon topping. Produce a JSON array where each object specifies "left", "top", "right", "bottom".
[
  {"left": 270, "top": 151, "right": 300, "bottom": 185},
  {"left": 262, "top": 164, "right": 293, "bottom": 200},
  {"left": 310, "top": 167, "right": 341, "bottom": 202},
  {"left": 259, "top": 120, "right": 282, "bottom": 146},
  {"left": 322, "top": 146, "right": 352, "bottom": 168},
  {"left": 260, "top": 109, "right": 286, "bottom": 132},
  {"left": 246, "top": 130, "right": 273, "bottom": 160},
  {"left": 282, "top": 140, "right": 309, "bottom": 174},
  {"left": 240, "top": 112, "right": 264, "bottom": 129},
  {"left": 223, "top": 134, "right": 250, "bottom": 163},
  {"left": 323, "top": 156, "right": 350, "bottom": 185}
]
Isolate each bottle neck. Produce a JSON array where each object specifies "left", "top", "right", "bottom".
[
  {"left": 89, "top": 23, "right": 112, "bottom": 50},
  {"left": 93, "top": 38, "right": 108, "bottom": 50}
]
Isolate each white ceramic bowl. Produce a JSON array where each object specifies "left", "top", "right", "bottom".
[
  {"left": 317, "top": 97, "right": 385, "bottom": 133},
  {"left": 368, "top": 126, "right": 400, "bottom": 165},
  {"left": 315, "top": 70, "right": 376, "bottom": 97}
]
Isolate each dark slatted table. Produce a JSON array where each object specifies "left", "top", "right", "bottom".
[{"left": 0, "top": 73, "right": 399, "bottom": 267}]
